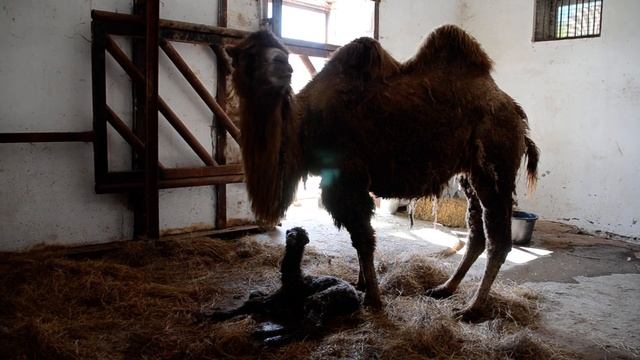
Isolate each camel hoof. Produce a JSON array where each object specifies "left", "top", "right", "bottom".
[
  {"left": 453, "top": 306, "right": 485, "bottom": 323},
  {"left": 425, "top": 285, "right": 454, "bottom": 299},
  {"left": 363, "top": 295, "right": 383, "bottom": 311}
]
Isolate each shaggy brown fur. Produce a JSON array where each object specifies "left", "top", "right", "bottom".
[{"left": 228, "top": 25, "right": 539, "bottom": 320}]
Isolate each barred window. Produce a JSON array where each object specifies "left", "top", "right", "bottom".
[{"left": 534, "top": 0, "right": 603, "bottom": 41}]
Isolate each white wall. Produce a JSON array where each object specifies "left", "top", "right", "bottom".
[
  {"left": 460, "top": 0, "right": 640, "bottom": 239},
  {"left": 379, "top": 0, "right": 461, "bottom": 61},
  {"left": 379, "top": 0, "right": 639, "bottom": 240},
  {"left": 0, "top": 0, "right": 257, "bottom": 251},
  {"left": 4, "top": 0, "right": 636, "bottom": 250}
]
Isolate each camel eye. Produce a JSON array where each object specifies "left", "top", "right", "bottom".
[{"left": 273, "top": 55, "right": 288, "bottom": 64}]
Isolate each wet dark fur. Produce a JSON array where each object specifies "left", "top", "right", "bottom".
[
  {"left": 209, "top": 228, "right": 361, "bottom": 342},
  {"left": 228, "top": 25, "right": 540, "bottom": 319}
]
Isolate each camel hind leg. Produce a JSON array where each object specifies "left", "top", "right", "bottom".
[
  {"left": 426, "top": 176, "right": 486, "bottom": 298},
  {"left": 456, "top": 166, "right": 515, "bottom": 321}
]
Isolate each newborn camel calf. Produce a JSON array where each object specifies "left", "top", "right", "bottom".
[{"left": 210, "top": 227, "right": 361, "bottom": 344}]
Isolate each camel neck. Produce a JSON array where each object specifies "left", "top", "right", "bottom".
[
  {"left": 238, "top": 90, "right": 305, "bottom": 226},
  {"left": 280, "top": 245, "right": 305, "bottom": 287}
]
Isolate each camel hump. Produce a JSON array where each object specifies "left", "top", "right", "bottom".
[
  {"left": 405, "top": 25, "right": 493, "bottom": 74},
  {"left": 328, "top": 36, "right": 401, "bottom": 81}
]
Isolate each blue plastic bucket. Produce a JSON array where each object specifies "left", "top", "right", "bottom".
[{"left": 511, "top": 211, "right": 538, "bottom": 245}]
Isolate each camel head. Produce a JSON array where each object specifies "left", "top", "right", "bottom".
[
  {"left": 285, "top": 227, "right": 310, "bottom": 249},
  {"left": 226, "top": 30, "right": 293, "bottom": 99},
  {"left": 224, "top": 31, "right": 304, "bottom": 228}
]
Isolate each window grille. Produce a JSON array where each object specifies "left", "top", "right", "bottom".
[{"left": 534, "top": 0, "right": 603, "bottom": 41}]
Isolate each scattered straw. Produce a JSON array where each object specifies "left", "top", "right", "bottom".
[{"left": 0, "top": 235, "right": 568, "bottom": 359}]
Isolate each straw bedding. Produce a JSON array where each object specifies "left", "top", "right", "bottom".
[{"left": 0, "top": 235, "right": 566, "bottom": 359}]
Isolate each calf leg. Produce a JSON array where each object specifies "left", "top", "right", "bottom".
[
  {"left": 208, "top": 293, "right": 270, "bottom": 321},
  {"left": 426, "top": 176, "right": 485, "bottom": 298}
]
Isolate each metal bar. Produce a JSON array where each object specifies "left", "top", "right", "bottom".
[
  {"left": 0, "top": 132, "right": 94, "bottom": 143},
  {"left": 557, "top": 0, "right": 564, "bottom": 38},
  {"left": 91, "top": 21, "right": 109, "bottom": 186},
  {"left": 159, "top": 38, "right": 241, "bottom": 142},
  {"left": 144, "top": 0, "right": 160, "bottom": 240},
  {"left": 299, "top": 54, "right": 317, "bottom": 76},
  {"left": 591, "top": 1, "right": 597, "bottom": 35},
  {"left": 573, "top": 0, "right": 578, "bottom": 37},
  {"left": 161, "top": 164, "right": 243, "bottom": 179},
  {"left": 587, "top": 0, "right": 592, "bottom": 36},
  {"left": 105, "top": 36, "right": 216, "bottom": 166},
  {"left": 541, "top": 0, "right": 547, "bottom": 40},
  {"left": 579, "top": 0, "right": 585, "bottom": 36},
  {"left": 272, "top": 0, "right": 283, "bottom": 37},
  {"left": 597, "top": 0, "right": 603, "bottom": 35}
]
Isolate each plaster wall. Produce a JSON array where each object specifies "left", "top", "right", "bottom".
[
  {"left": 460, "top": 0, "right": 640, "bottom": 239},
  {"left": 0, "top": 0, "right": 257, "bottom": 251},
  {"left": 378, "top": 0, "right": 461, "bottom": 61},
  {"left": 379, "top": 0, "right": 639, "bottom": 240}
]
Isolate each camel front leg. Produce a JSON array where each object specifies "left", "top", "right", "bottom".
[
  {"left": 348, "top": 223, "right": 382, "bottom": 309},
  {"left": 356, "top": 258, "right": 366, "bottom": 291},
  {"left": 320, "top": 165, "right": 381, "bottom": 309}
]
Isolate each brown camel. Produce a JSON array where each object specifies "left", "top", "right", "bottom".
[{"left": 226, "top": 25, "right": 539, "bottom": 320}]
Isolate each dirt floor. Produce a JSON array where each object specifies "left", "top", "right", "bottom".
[
  {"left": 281, "top": 198, "right": 640, "bottom": 359},
  {"left": 1, "top": 197, "right": 638, "bottom": 359}
]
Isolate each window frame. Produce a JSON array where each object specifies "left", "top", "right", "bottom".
[{"left": 533, "top": 0, "right": 603, "bottom": 42}]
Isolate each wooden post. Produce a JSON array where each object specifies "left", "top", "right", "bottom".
[
  {"left": 91, "top": 21, "right": 109, "bottom": 191},
  {"left": 143, "top": 0, "right": 160, "bottom": 240},
  {"left": 132, "top": 0, "right": 147, "bottom": 238},
  {"left": 215, "top": 0, "right": 228, "bottom": 229}
]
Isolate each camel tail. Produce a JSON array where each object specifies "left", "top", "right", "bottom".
[
  {"left": 525, "top": 136, "right": 540, "bottom": 195},
  {"left": 514, "top": 102, "right": 539, "bottom": 195}
]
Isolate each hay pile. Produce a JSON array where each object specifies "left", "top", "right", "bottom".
[
  {"left": 414, "top": 197, "right": 468, "bottom": 228},
  {"left": 0, "top": 236, "right": 567, "bottom": 359}
]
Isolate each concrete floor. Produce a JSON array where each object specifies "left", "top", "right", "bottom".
[{"left": 252, "top": 197, "right": 640, "bottom": 359}]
